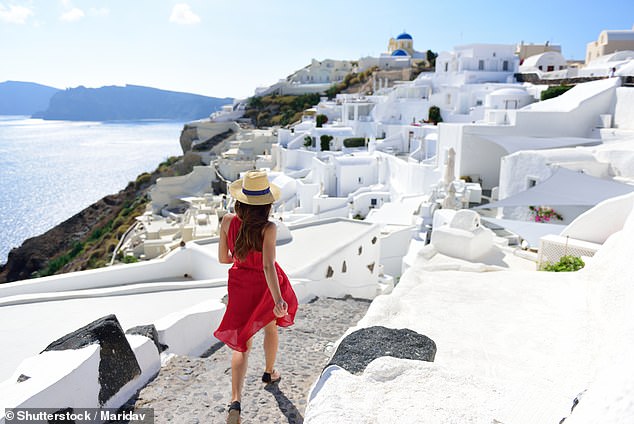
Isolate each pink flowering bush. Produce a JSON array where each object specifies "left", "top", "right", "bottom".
[{"left": 529, "top": 206, "right": 563, "bottom": 223}]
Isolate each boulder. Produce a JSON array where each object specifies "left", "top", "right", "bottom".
[
  {"left": 43, "top": 314, "right": 141, "bottom": 406},
  {"left": 126, "top": 324, "right": 168, "bottom": 353},
  {"left": 327, "top": 326, "right": 436, "bottom": 374}
]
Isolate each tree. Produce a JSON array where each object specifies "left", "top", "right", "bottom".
[
  {"left": 316, "top": 114, "right": 328, "bottom": 127},
  {"left": 320, "top": 134, "right": 333, "bottom": 151},
  {"left": 426, "top": 50, "right": 438, "bottom": 68},
  {"left": 248, "top": 96, "right": 263, "bottom": 109},
  {"left": 428, "top": 106, "right": 443, "bottom": 125}
]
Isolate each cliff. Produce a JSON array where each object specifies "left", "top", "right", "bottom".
[
  {"left": 34, "top": 84, "right": 233, "bottom": 121},
  {"left": 0, "top": 81, "right": 60, "bottom": 115}
]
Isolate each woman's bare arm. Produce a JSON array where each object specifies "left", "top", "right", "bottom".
[
  {"left": 262, "top": 222, "right": 287, "bottom": 317},
  {"left": 218, "top": 213, "right": 234, "bottom": 264}
]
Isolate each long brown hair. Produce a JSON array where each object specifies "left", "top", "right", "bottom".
[{"left": 233, "top": 200, "right": 272, "bottom": 261}]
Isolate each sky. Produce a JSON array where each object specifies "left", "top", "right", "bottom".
[{"left": 1, "top": 0, "right": 633, "bottom": 99}]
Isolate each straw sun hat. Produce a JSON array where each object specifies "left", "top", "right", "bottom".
[{"left": 229, "top": 170, "right": 280, "bottom": 205}]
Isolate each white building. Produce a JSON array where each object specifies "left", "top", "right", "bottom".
[
  {"left": 436, "top": 77, "right": 622, "bottom": 190},
  {"left": 586, "top": 25, "right": 634, "bottom": 64},
  {"left": 289, "top": 59, "right": 355, "bottom": 84},
  {"left": 519, "top": 51, "right": 568, "bottom": 74},
  {"left": 434, "top": 44, "right": 519, "bottom": 85}
]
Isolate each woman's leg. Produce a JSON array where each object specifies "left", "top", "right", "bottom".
[
  {"left": 263, "top": 320, "right": 279, "bottom": 374},
  {"left": 231, "top": 338, "right": 253, "bottom": 402}
]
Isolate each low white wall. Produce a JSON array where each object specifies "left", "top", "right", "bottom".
[
  {"left": 155, "top": 298, "right": 226, "bottom": 357},
  {"left": 0, "top": 246, "right": 231, "bottom": 300},
  {"left": 150, "top": 166, "right": 215, "bottom": 211},
  {"left": 0, "top": 334, "right": 161, "bottom": 423},
  {"left": 290, "top": 221, "right": 382, "bottom": 299},
  {"left": 313, "top": 196, "right": 349, "bottom": 215},
  {"left": 380, "top": 226, "right": 416, "bottom": 277},
  {"left": 0, "top": 346, "right": 100, "bottom": 417},
  {"left": 383, "top": 153, "right": 441, "bottom": 197},
  {"left": 351, "top": 191, "right": 391, "bottom": 218},
  {"left": 613, "top": 87, "right": 634, "bottom": 130}
]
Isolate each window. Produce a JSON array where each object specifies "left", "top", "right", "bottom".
[
  {"left": 478, "top": 60, "right": 484, "bottom": 70},
  {"left": 358, "top": 176, "right": 364, "bottom": 184},
  {"left": 476, "top": 99, "right": 483, "bottom": 106},
  {"left": 502, "top": 60, "right": 509, "bottom": 71},
  {"left": 526, "top": 177, "right": 538, "bottom": 189},
  {"left": 370, "top": 198, "right": 377, "bottom": 206},
  {"left": 538, "top": 65, "right": 543, "bottom": 71},
  {"left": 444, "top": 62, "right": 449, "bottom": 72},
  {"left": 547, "top": 65, "right": 555, "bottom": 72}
]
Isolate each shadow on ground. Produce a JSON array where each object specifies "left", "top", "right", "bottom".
[{"left": 265, "top": 382, "right": 304, "bottom": 424}]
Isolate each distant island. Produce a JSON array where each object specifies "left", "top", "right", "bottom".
[
  {"left": 0, "top": 81, "right": 233, "bottom": 121},
  {"left": 0, "top": 81, "right": 60, "bottom": 115}
]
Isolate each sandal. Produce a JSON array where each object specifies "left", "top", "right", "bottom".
[
  {"left": 262, "top": 370, "right": 281, "bottom": 384},
  {"left": 227, "top": 401, "right": 241, "bottom": 424}
]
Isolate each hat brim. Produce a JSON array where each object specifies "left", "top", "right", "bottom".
[{"left": 229, "top": 179, "right": 281, "bottom": 205}]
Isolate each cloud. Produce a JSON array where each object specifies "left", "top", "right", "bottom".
[
  {"left": 60, "top": 7, "right": 84, "bottom": 22},
  {"left": 0, "top": 4, "right": 33, "bottom": 24},
  {"left": 169, "top": 3, "right": 200, "bottom": 25}
]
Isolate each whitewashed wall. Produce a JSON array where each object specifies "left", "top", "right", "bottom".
[{"left": 150, "top": 166, "right": 216, "bottom": 212}]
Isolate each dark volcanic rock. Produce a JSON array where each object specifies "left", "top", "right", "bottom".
[
  {"left": 327, "top": 325, "right": 436, "bottom": 374},
  {"left": 43, "top": 314, "right": 141, "bottom": 406},
  {"left": 126, "top": 324, "right": 168, "bottom": 353}
]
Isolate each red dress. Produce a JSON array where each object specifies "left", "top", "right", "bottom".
[{"left": 214, "top": 216, "right": 298, "bottom": 352}]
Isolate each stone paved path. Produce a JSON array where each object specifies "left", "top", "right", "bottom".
[{"left": 126, "top": 296, "right": 370, "bottom": 424}]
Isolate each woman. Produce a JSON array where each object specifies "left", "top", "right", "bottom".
[{"left": 214, "top": 170, "right": 298, "bottom": 424}]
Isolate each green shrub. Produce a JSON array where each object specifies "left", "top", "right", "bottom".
[
  {"left": 88, "top": 220, "right": 113, "bottom": 242},
  {"left": 159, "top": 156, "right": 179, "bottom": 168},
  {"left": 122, "top": 255, "right": 139, "bottom": 264},
  {"left": 542, "top": 255, "right": 585, "bottom": 272},
  {"left": 541, "top": 85, "right": 573, "bottom": 101},
  {"left": 316, "top": 114, "right": 328, "bottom": 127},
  {"left": 320, "top": 135, "right": 333, "bottom": 151},
  {"left": 41, "top": 254, "right": 71, "bottom": 276},
  {"left": 135, "top": 173, "right": 152, "bottom": 189},
  {"left": 304, "top": 136, "right": 313, "bottom": 148},
  {"left": 69, "top": 241, "right": 84, "bottom": 257},
  {"left": 325, "top": 84, "right": 340, "bottom": 99},
  {"left": 343, "top": 137, "right": 366, "bottom": 148},
  {"left": 112, "top": 216, "right": 126, "bottom": 229}
]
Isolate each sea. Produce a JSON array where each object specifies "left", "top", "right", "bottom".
[{"left": 0, "top": 116, "right": 185, "bottom": 264}]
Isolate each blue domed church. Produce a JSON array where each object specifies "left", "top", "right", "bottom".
[
  {"left": 358, "top": 31, "right": 429, "bottom": 72},
  {"left": 388, "top": 32, "right": 416, "bottom": 56}
]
